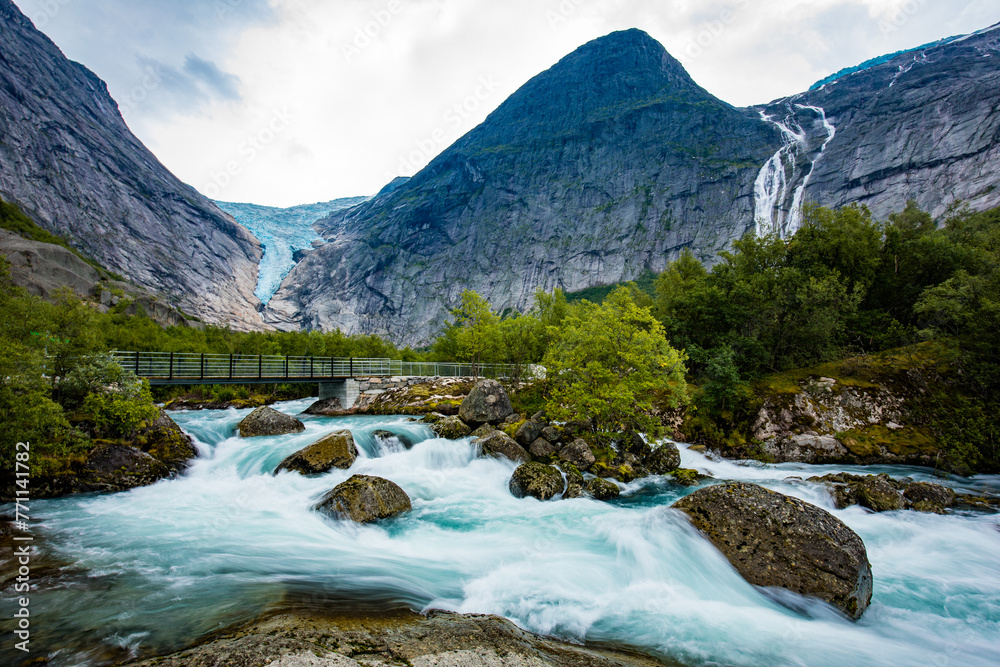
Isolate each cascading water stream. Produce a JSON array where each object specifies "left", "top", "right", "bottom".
[
  {"left": 3, "top": 399, "right": 999, "bottom": 667},
  {"left": 753, "top": 102, "right": 837, "bottom": 238}
]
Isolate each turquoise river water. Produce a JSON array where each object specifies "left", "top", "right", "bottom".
[{"left": 3, "top": 398, "right": 999, "bottom": 666}]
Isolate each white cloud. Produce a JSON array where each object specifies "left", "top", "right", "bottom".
[{"left": 12, "top": 0, "right": 999, "bottom": 206}]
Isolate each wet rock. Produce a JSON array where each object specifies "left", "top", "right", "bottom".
[
  {"left": 509, "top": 462, "right": 566, "bottom": 500},
  {"left": 590, "top": 462, "right": 641, "bottom": 483},
  {"left": 314, "top": 475, "right": 411, "bottom": 523},
  {"left": 429, "top": 415, "right": 472, "bottom": 440},
  {"left": 122, "top": 608, "right": 668, "bottom": 666},
  {"left": 810, "top": 473, "right": 905, "bottom": 512},
  {"left": 238, "top": 406, "right": 305, "bottom": 438},
  {"left": 419, "top": 412, "right": 445, "bottom": 424},
  {"left": 515, "top": 419, "right": 546, "bottom": 447},
  {"left": 475, "top": 431, "right": 531, "bottom": 464},
  {"left": 529, "top": 437, "right": 558, "bottom": 459},
  {"left": 470, "top": 423, "right": 498, "bottom": 438},
  {"left": 302, "top": 397, "right": 345, "bottom": 416},
  {"left": 644, "top": 443, "right": 681, "bottom": 474},
  {"left": 77, "top": 443, "right": 170, "bottom": 493},
  {"left": 458, "top": 379, "right": 513, "bottom": 426},
  {"left": 668, "top": 468, "right": 706, "bottom": 487},
  {"left": 560, "top": 463, "right": 585, "bottom": 499},
  {"left": 904, "top": 481, "right": 956, "bottom": 514},
  {"left": 762, "top": 435, "right": 850, "bottom": 464},
  {"left": 373, "top": 429, "right": 413, "bottom": 449},
  {"left": 559, "top": 438, "right": 596, "bottom": 472},
  {"left": 132, "top": 409, "right": 197, "bottom": 471},
  {"left": 275, "top": 431, "right": 358, "bottom": 476},
  {"left": 617, "top": 431, "right": 651, "bottom": 459},
  {"left": 584, "top": 477, "right": 620, "bottom": 501},
  {"left": 673, "top": 482, "right": 873, "bottom": 620}
]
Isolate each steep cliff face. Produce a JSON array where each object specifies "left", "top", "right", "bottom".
[
  {"left": 754, "top": 23, "right": 1000, "bottom": 236},
  {"left": 266, "top": 29, "right": 781, "bottom": 342},
  {"left": 0, "top": 0, "right": 264, "bottom": 328},
  {"left": 270, "top": 24, "right": 1000, "bottom": 346}
]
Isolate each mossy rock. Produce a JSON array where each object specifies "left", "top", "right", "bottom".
[
  {"left": 476, "top": 431, "right": 530, "bottom": 464},
  {"left": 77, "top": 443, "right": 170, "bottom": 493},
  {"left": 430, "top": 416, "right": 472, "bottom": 440},
  {"left": 668, "top": 468, "right": 704, "bottom": 487},
  {"left": 645, "top": 443, "right": 681, "bottom": 474},
  {"left": 132, "top": 409, "right": 197, "bottom": 471},
  {"left": 238, "top": 406, "right": 305, "bottom": 438},
  {"left": 591, "top": 461, "right": 641, "bottom": 483},
  {"left": 314, "top": 475, "right": 411, "bottom": 523},
  {"left": 275, "top": 430, "right": 358, "bottom": 476},
  {"left": 509, "top": 462, "right": 565, "bottom": 500},
  {"left": 584, "top": 477, "right": 620, "bottom": 501}
]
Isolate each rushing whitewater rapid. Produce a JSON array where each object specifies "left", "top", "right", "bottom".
[{"left": 5, "top": 400, "right": 1000, "bottom": 666}]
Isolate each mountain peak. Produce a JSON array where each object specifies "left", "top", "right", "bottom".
[{"left": 453, "top": 28, "right": 705, "bottom": 150}]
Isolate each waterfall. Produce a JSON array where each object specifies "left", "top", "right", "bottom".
[{"left": 753, "top": 102, "right": 837, "bottom": 238}]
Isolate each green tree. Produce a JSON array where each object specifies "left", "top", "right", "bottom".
[
  {"left": 452, "top": 290, "right": 502, "bottom": 373},
  {"left": 543, "top": 287, "right": 688, "bottom": 437}
]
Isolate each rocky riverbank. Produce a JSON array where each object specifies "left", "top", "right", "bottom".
[{"left": 122, "top": 607, "right": 676, "bottom": 667}]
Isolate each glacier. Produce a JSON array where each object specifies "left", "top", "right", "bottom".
[{"left": 216, "top": 197, "right": 368, "bottom": 304}]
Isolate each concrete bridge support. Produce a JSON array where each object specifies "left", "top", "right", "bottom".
[{"left": 318, "top": 379, "right": 361, "bottom": 409}]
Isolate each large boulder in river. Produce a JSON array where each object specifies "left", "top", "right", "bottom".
[
  {"left": 475, "top": 431, "right": 530, "bottom": 464},
  {"left": 314, "top": 475, "right": 411, "bottom": 523},
  {"left": 673, "top": 482, "right": 873, "bottom": 620},
  {"left": 645, "top": 443, "right": 681, "bottom": 474},
  {"left": 585, "top": 476, "right": 620, "bottom": 501},
  {"left": 509, "top": 462, "right": 565, "bottom": 500},
  {"left": 275, "top": 430, "right": 358, "bottom": 475},
  {"left": 132, "top": 409, "right": 197, "bottom": 471},
  {"left": 430, "top": 415, "right": 472, "bottom": 439},
  {"left": 77, "top": 443, "right": 170, "bottom": 493},
  {"left": 809, "top": 473, "right": 905, "bottom": 512},
  {"left": 458, "top": 379, "right": 513, "bottom": 426},
  {"left": 238, "top": 406, "right": 305, "bottom": 437}
]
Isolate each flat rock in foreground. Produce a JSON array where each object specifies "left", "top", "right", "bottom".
[
  {"left": 672, "top": 481, "right": 873, "bottom": 620},
  {"left": 122, "top": 608, "right": 672, "bottom": 666}
]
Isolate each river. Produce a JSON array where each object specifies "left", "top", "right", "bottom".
[{"left": 4, "top": 398, "right": 1000, "bottom": 666}]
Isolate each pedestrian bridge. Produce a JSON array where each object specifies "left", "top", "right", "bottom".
[
  {"left": 111, "top": 351, "right": 518, "bottom": 409},
  {"left": 110, "top": 351, "right": 514, "bottom": 384}
]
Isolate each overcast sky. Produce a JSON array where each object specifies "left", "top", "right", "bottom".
[{"left": 13, "top": 0, "right": 999, "bottom": 207}]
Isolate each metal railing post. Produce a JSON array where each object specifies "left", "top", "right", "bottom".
[
  {"left": 200, "top": 353, "right": 205, "bottom": 381},
  {"left": 169, "top": 352, "right": 174, "bottom": 381},
  {"left": 229, "top": 354, "right": 234, "bottom": 380},
  {"left": 134, "top": 351, "right": 139, "bottom": 375},
  {"left": 284, "top": 356, "right": 289, "bottom": 379},
  {"left": 350, "top": 357, "right": 353, "bottom": 378},
  {"left": 258, "top": 355, "right": 262, "bottom": 379},
  {"left": 310, "top": 357, "right": 314, "bottom": 378}
]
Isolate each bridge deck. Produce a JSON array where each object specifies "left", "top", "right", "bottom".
[{"left": 111, "top": 351, "right": 514, "bottom": 385}]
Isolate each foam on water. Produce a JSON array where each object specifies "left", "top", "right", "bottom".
[{"left": 6, "top": 403, "right": 999, "bottom": 666}]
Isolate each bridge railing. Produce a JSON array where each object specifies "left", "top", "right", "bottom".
[
  {"left": 110, "top": 352, "right": 523, "bottom": 382},
  {"left": 110, "top": 351, "right": 395, "bottom": 381}
]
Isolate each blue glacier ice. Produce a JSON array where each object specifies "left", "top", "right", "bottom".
[{"left": 215, "top": 197, "right": 368, "bottom": 304}]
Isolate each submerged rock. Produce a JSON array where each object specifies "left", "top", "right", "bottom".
[
  {"left": 673, "top": 481, "right": 873, "bottom": 620},
  {"left": 373, "top": 429, "right": 413, "bottom": 449},
  {"left": 509, "top": 462, "right": 565, "bottom": 500},
  {"left": 275, "top": 431, "right": 358, "bottom": 476},
  {"left": 475, "top": 431, "right": 531, "bottom": 464},
  {"left": 238, "top": 406, "right": 305, "bottom": 437},
  {"left": 458, "top": 379, "right": 513, "bottom": 426},
  {"left": 584, "top": 476, "right": 620, "bottom": 501},
  {"left": 644, "top": 443, "right": 681, "bottom": 474},
  {"left": 811, "top": 473, "right": 954, "bottom": 514},
  {"left": 430, "top": 415, "right": 472, "bottom": 440},
  {"left": 314, "top": 475, "right": 411, "bottom": 523}
]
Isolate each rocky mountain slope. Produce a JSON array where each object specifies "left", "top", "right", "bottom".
[
  {"left": 0, "top": 0, "right": 264, "bottom": 328},
  {"left": 754, "top": 23, "right": 1000, "bottom": 237},
  {"left": 266, "top": 29, "right": 782, "bottom": 342},
  {"left": 269, "top": 24, "right": 1000, "bottom": 345}
]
